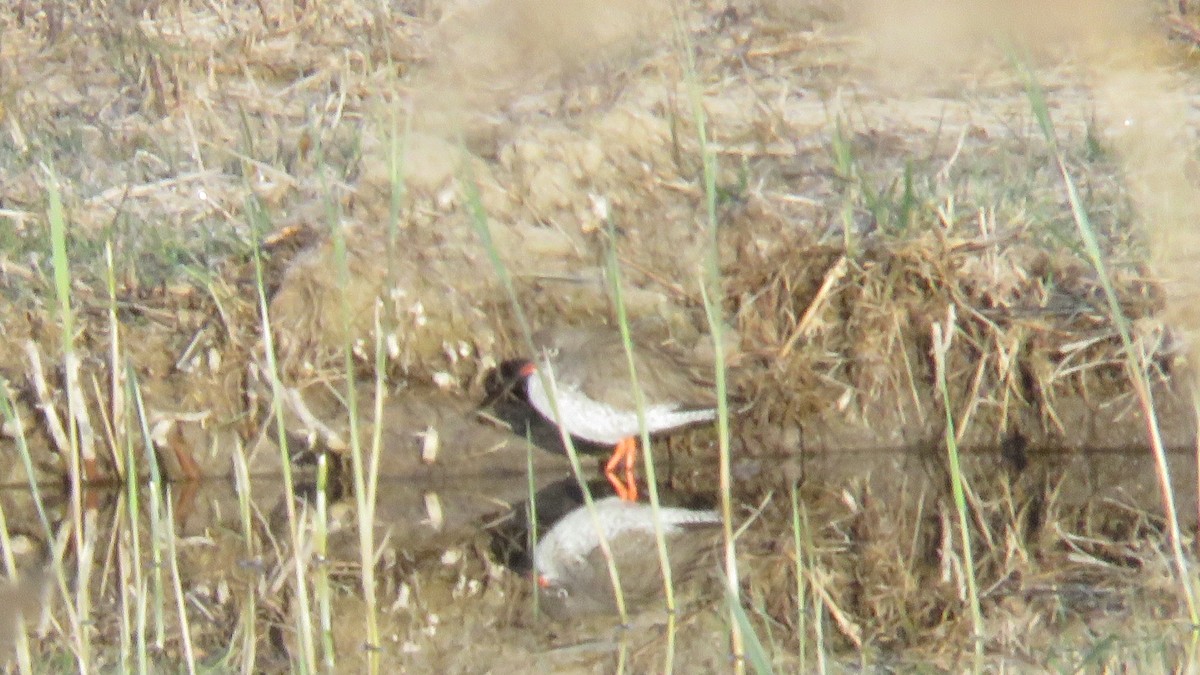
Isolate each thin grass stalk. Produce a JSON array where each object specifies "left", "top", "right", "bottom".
[
  {"left": 370, "top": 101, "right": 408, "bottom": 653},
  {"left": 0, "top": 388, "right": 54, "bottom": 541},
  {"left": 758, "top": 592, "right": 779, "bottom": 668},
  {"left": 459, "top": 163, "right": 534, "bottom": 383},
  {"left": 42, "top": 514, "right": 72, "bottom": 629},
  {"left": 699, "top": 279, "right": 740, "bottom": 661},
  {"left": 104, "top": 243, "right": 127, "bottom": 482},
  {"left": 602, "top": 223, "right": 678, "bottom": 670},
  {"left": 378, "top": 102, "right": 410, "bottom": 647},
  {"left": 313, "top": 453, "right": 335, "bottom": 671},
  {"left": 723, "top": 573, "right": 774, "bottom": 675},
  {"left": 230, "top": 446, "right": 258, "bottom": 673},
  {"left": 248, "top": 195, "right": 317, "bottom": 672},
  {"left": 528, "top": 358, "right": 629, "bottom": 621},
  {"left": 99, "top": 241, "right": 126, "bottom": 672},
  {"left": 0, "top": 389, "right": 35, "bottom": 667},
  {"left": 1017, "top": 61, "right": 1198, "bottom": 623},
  {"left": 0, "top": 381, "right": 82, "bottom": 670},
  {"left": 802, "top": 506, "right": 826, "bottom": 674},
  {"left": 668, "top": 6, "right": 744, "bottom": 666},
  {"left": 364, "top": 304, "right": 389, "bottom": 658},
  {"left": 43, "top": 520, "right": 76, "bottom": 648},
  {"left": 137, "top": 576, "right": 152, "bottom": 674},
  {"left": 115, "top": 493, "right": 134, "bottom": 673},
  {"left": 663, "top": 599, "right": 678, "bottom": 669},
  {"left": 96, "top": 508, "right": 123, "bottom": 627},
  {"left": 1195, "top": 392, "right": 1200, "bottom": 559},
  {"left": 1185, "top": 631, "right": 1200, "bottom": 673},
  {"left": 163, "top": 488, "right": 197, "bottom": 674},
  {"left": 328, "top": 187, "right": 382, "bottom": 665},
  {"left": 119, "top": 375, "right": 147, "bottom": 673},
  {"left": 525, "top": 437, "right": 540, "bottom": 618},
  {"left": 461, "top": 164, "right": 628, "bottom": 622},
  {"left": 386, "top": 93, "right": 411, "bottom": 257},
  {"left": 77, "top": 512, "right": 101, "bottom": 671},
  {"left": 73, "top": 482, "right": 97, "bottom": 672},
  {"left": 129, "top": 375, "right": 168, "bottom": 653},
  {"left": 789, "top": 483, "right": 807, "bottom": 669},
  {"left": 44, "top": 165, "right": 93, "bottom": 670},
  {"left": 930, "top": 308, "right": 983, "bottom": 668},
  {"left": 830, "top": 118, "right": 857, "bottom": 254},
  {"left": 0, "top": 498, "right": 32, "bottom": 674}
]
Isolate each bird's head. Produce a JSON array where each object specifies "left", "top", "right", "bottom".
[{"left": 518, "top": 359, "right": 537, "bottom": 378}]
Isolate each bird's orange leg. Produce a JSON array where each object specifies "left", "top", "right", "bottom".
[
  {"left": 605, "top": 437, "right": 639, "bottom": 502},
  {"left": 604, "top": 439, "right": 630, "bottom": 500},
  {"left": 623, "top": 439, "right": 639, "bottom": 502}
]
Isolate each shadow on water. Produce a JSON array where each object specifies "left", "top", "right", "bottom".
[
  {"left": 0, "top": 360, "right": 1195, "bottom": 667},
  {"left": 0, "top": 433, "right": 1194, "bottom": 670}
]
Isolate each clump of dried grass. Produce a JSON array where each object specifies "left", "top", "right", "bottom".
[
  {"left": 731, "top": 452, "right": 1191, "bottom": 667},
  {"left": 725, "top": 195, "right": 1170, "bottom": 456}
]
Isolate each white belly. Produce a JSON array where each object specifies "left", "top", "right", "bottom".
[
  {"left": 525, "top": 371, "right": 716, "bottom": 444},
  {"left": 533, "top": 496, "right": 721, "bottom": 582}
]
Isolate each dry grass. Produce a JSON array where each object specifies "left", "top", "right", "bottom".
[{"left": 0, "top": 0, "right": 1197, "bottom": 671}]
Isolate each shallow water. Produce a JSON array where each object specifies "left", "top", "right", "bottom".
[{"left": 0, "top": 438, "right": 1194, "bottom": 671}]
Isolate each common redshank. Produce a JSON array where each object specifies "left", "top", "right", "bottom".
[
  {"left": 533, "top": 496, "right": 721, "bottom": 618},
  {"left": 519, "top": 326, "right": 719, "bottom": 502}
]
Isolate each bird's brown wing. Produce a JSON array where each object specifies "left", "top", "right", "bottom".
[
  {"left": 570, "top": 526, "right": 720, "bottom": 612},
  {"left": 568, "top": 330, "right": 719, "bottom": 412}
]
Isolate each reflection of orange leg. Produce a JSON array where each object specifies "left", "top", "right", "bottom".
[
  {"left": 80, "top": 458, "right": 106, "bottom": 510},
  {"left": 80, "top": 485, "right": 106, "bottom": 511},
  {"left": 172, "top": 443, "right": 203, "bottom": 481},
  {"left": 172, "top": 479, "right": 202, "bottom": 529},
  {"left": 604, "top": 441, "right": 629, "bottom": 500},
  {"left": 605, "top": 437, "right": 639, "bottom": 502},
  {"left": 623, "top": 440, "right": 639, "bottom": 503},
  {"left": 82, "top": 457, "right": 102, "bottom": 484}
]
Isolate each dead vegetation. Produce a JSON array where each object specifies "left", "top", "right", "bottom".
[{"left": 0, "top": 0, "right": 1198, "bottom": 671}]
